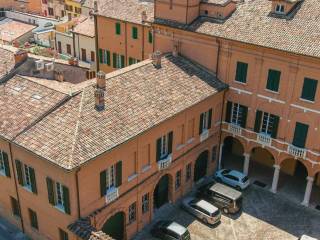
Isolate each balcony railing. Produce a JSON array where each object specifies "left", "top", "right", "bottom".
[
  {"left": 228, "top": 123, "right": 242, "bottom": 136},
  {"left": 158, "top": 154, "right": 172, "bottom": 171},
  {"left": 257, "top": 133, "right": 272, "bottom": 146},
  {"left": 287, "top": 145, "right": 307, "bottom": 159},
  {"left": 200, "top": 129, "right": 209, "bottom": 142},
  {"left": 105, "top": 187, "right": 119, "bottom": 204}
]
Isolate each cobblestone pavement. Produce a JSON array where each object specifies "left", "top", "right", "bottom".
[{"left": 134, "top": 186, "right": 320, "bottom": 240}]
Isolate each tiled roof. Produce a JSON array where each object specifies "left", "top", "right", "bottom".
[
  {"left": 0, "top": 48, "right": 15, "bottom": 80},
  {"left": 95, "top": 0, "right": 154, "bottom": 24},
  {"left": 0, "top": 18, "right": 36, "bottom": 42},
  {"left": 14, "top": 55, "right": 227, "bottom": 169},
  {"left": 156, "top": 0, "right": 320, "bottom": 59},
  {"left": 0, "top": 75, "right": 68, "bottom": 141},
  {"left": 73, "top": 18, "right": 95, "bottom": 37},
  {"left": 201, "top": 0, "right": 231, "bottom": 6}
]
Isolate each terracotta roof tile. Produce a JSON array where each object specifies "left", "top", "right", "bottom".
[
  {"left": 73, "top": 18, "right": 95, "bottom": 38},
  {"left": 0, "top": 18, "right": 36, "bottom": 43},
  {"left": 0, "top": 48, "right": 15, "bottom": 79}
]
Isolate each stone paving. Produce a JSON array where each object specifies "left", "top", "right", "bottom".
[{"left": 134, "top": 186, "right": 320, "bottom": 240}]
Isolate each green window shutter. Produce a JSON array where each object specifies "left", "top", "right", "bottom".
[
  {"left": 103, "top": 50, "right": 107, "bottom": 64},
  {"left": 29, "top": 209, "right": 38, "bottom": 229},
  {"left": 107, "top": 51, "right": 110, "bottom": 66},
  {"left": 29, "top": 167, "right": 37, "bottom": 194},
  {"left": 132, "top": 27, "right": 138, "bottom": 39},
  {"left": 100, "top": 170, "right": 106, "bottom": 197},
  {"left": 62, "top": 186, "right": 70, "bottom": 214},
  {"left": 46, "top": 177, "right": 55, "bottom": 205},
  {"left": 301, "top": 78, "right": 318, "bottom": 101},
  {"left": 235, "top": 62, "right": 248, "bottom": 83},
  {"left": 15, "top": 160, "right": 23, "bottom": 186},
  {"left": 156, "top": 138, "right": 161, "bottom": 162},
  {"left": 168, "top": 131, "right": 173, "bottom": 154},
  {"left": 208, "top": 109, "right": 213, "bottom": 129},
  {"left": 113, "top": 53, "right": 117, "bottom": 68},
  {"left": 129, "top": 57, "right": 133, "bottom": 65},
  {"left": 199, "top": 113, "right": 204, "bottom": 135},
  {"left": 254, "top": 110, "right": 263, "bottom": 133},
  {"left": 10, "top": 197, "right": 20, "bottom": 217},
  {"left": 2, "top": 152, "right": 10, "bottom": 177},
  {"left": 98, "top": 49, "right": 103, "bottom": 63},
  {"left": 266, "top": 69, "right": 281, "bottom": 92},
  {"left": 148, "top": 31, "right": 153, "bottom": 43},
  {"left": 115, "top": 23, "right": 121, "bottom": 35},
  {"left": 115, "top": 161, "right": 122, "bottom": 187},
  {"left": 121, "top": 55, "right": 125, "bottom": 68},
  {"left": 271, "top": 114, "right": 280, "bottom": 139},
  {"left": 292, "top": 122, "right": 309, "bottom": 148},
  {"left": 225, "top": 101, "right": 232, "bottom": 123},
  {"left": 240, "top": 105, "right": 248, "bottom": 128}
]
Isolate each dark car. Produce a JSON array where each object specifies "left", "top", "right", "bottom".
[{"left": 151, "top": 220, "right": 191, "bottom": 240}]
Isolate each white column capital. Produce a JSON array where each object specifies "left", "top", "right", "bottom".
[
  {"left": 243, "top": 153, "right": 250, "bottom": 159},
  {"left": 273, "top": 164, "right": 280, "bottom": 170},
  {"left": 306, "top": 176, "right": 314, "bottom": 182}
]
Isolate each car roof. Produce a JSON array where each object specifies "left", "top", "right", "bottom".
[
  {"left": 194, "top": 199, "right": 218, "bottom": 213},
  {"left": 229, "top": 170, "right": 245, "bottom": 178},
  {"left": 209, "top": 182, "right": 242, "bottom": 200},
  {"left": 166, "top": 222, "right": 187, "bottom": 236},
  {"left": 300, "top": 235, "right": 318, "bottom": 240}
]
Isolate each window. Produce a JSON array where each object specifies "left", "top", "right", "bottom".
[
  {"left": 275, "top": 4, "right": 285, "bottom": 14},
  {"left": 292, "top": 122, "right": 309, "bottom": 148},
  {"left": 28, "top": 209, "right": 38, "bottom": 230},
  {"left": 129, "top": 57, "right": 139, "bottom": 65},
  {"left": 100, "top": 161, "right": 122, "bottom": 197},
  {"left": 187, "top": 118, "right": 195, "bottom": 139},
  {"left": 42, "top": 0, "right": 47, "bottom": 3},
  {"left": 113, "top": 53, "right": 125, "bottom": 69},
  {"left": 132, "top": 27, "right": 138, "bottom": 39},
  {"left": 129, "top": 202, "right": 136, "bottom": 223},
  {"left": 59, "top": 229, "right": 69, "bottom": 240},
  {"left": 142, "top": 193, "right": 149, "bottom": 214},
  {"left": 211, "top": 146, "right": 217, "bottom": 162},
  {"left": 99, "top": 49, "right": 110, "bottom": 65},
  {"left": 266, "top": 69, "right": 281, "bottom": 92},
  {"left": 115, "top": 22, "right": 121, "bottom": 35},
  {"left": 148, "top": 31, "right": 153, "bottom": 43},
  {"left": 15, "top": 160, "right": 37, "bottom": 193},
  {"left": 81, "top": 48, "right": 86, "bottom": 62},
  {"left": 0, "top": 151, "right": 10, "bottom": 177},
  {"left": 91, "top": 51, "right": 95, "bottom": 62},
  {"left": 156, "top": 131, "right": 173, "bottom": 161},
  {"left": 10, "top": 197, "right": 20, "bottom": 217},
  {"left": 186, "top": 163, "right": 191, "bottom": 181},
  {"left": 199, "top": 109, "right": 212, "bottom": 135},
  {"left": 48, "top": 7, "right": 54, "bottom": 16},
  {"left": 66, "top": 44, "right": 71, "bottom": 55},
  {"left": 225, "top": 101, "right": 248, "bottom": 128},
  {"left": 301, "top": 78, "right": 318, "bottom": 102},
  {"left": 235, "top": 61, "right": 248, "bottom": 83},
  {"left": 75, "top": 7, "right": 81, "bottom": 14},
  {"left": 58, "top": 41, "right": 62, "bottom": 53},
  {"left": 175, "top": 170, "right": 181, "bottom": 190},
  {"left": 46, "top": 178, "right": 70, "bottom": 214},
  {"left": 254, "top": 110, "right": 280, "bottom": 138}
]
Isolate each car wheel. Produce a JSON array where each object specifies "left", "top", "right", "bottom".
[
  {"left": 223, "top": 208, "right": 229, "bottom": 214},
  {"left": 236, "top": 186, "right": 241, "bottom": 191}
]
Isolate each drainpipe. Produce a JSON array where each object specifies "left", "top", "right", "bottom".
[
  {"left": 75, "top": 167, "right": 81, "bottom": 219},
  {"left": 142, "top": 25, "right": 145, "bottom": 61},
  {"left": 94, "top": 14, "right": 99, "bottom": 71},
  {"left": 185, "top": 0, "right": 189, "bottom": 24},
  {"left": 215, "top": 39, "right": 221, "bottom": 76},
  {"left": 8, "top": 143, "right": 25, "bottom": 233},
  {"left": 124, "top": 21, "right": 128, "bottom": 66}
]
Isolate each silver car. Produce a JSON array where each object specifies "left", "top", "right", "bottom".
[{"left": 182, "top": 197, "right": 221, "bottom": 225}]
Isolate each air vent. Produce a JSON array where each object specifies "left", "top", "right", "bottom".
[
  {"left": 32, "top": 94, "right": 42, "bottom": 100},
  {"left": 13, "top": 86, "right": 22, "bottom": 92}
]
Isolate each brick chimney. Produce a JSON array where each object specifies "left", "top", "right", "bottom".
[
  {"left": 141, "top": 11, "right": 147, "bottom": 23},
  {"left": 96, "top": 71, "right": 106, "bottom": 89},
  {"left": 172, "top": 42, "right": 179, "bottom": 57},
  {"left": 14, "top": 50, "right": 28, "bottom": 66},
  {"left": 94, "top": 1, "right": 98, "bottom": 13},
  {"left": 54, "top": 70, "right": 64, "bottom": 82},
  {"left": 95, "top": 70, "right": 106, "bottom": 111},
  {"left": 152, "top": 51, "right": 162, "bottom": 68}
]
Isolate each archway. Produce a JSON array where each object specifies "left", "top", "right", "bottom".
[
  {"left": 221, "top": 136, "right": 244, "bottom": 171},
  {"left": 102, "top": 212, "right": 125, "bottom": 240},
  {"left": 249, "top": 147, "right": 275, "bottom": 187},
  {"left": 278, "top": 158, "right": 308, "bottom": 203},
  {"left": 154, "top": 174, "right": 170, "bottom": 209},
  {"left": 194, "top": 151, "right": 209, "bottom": 182}
]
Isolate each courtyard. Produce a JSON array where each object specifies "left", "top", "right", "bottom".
[{"left": 134, "top": 186, "right": 320, "bottom": 240}]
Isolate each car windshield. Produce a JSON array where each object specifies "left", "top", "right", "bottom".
[
  {"left": 222, "top": 169, "right": 231, "bottom": 175},
  {"left": 242, "top": 176, "right": 249, "bottom": 182}
]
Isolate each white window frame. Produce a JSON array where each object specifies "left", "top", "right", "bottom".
[
  {"left": 0, "top": 151, "right": 5, "bottom": 175},
  {"left": 105, "top": 164, "right": 116, "bottom": 192},
  {"left": 261, "top": 112, "right": 274, "bottom": 136},
  {"left": 55, "top": 182, "right": 64, "bottom": 210},
  {"left": 142, "top": 193, "right": 149, "bottom": 214},
  {"left": 231, "top": 103, "right": 243, "bottom": 126},
  {"left": 129, "top": 202, "right": 136, "bottom": 223},
  {"left": 160, "top": 134, "right": 169, "bottom": 159},
  {"left": 23, "top": 164, "right": 32, "bottom": 190},
  {"left": 115, "top": 54, "right": 123, "bottom": 69},
  {"left": 275, "top": 4, "right": 285, "bottom": 14},
  {"left": 201, "top": 111, "right": 209, "bottom": 132}
]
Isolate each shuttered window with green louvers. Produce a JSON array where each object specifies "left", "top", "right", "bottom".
[
  {"left": 254, "top": 110, "right": 280, "bottom": 139},
  {"left": 46, "top": 177, "right": 70, "bottom": 214},
  {"left": 235, "top": 61, "right": 248, "bottom": 83},
  {"left": 156, "top": 131, "right": 173, "bottom": 161},
  {"left": 15, "top": 160, "right": 37, "bottom": 194},
  {"left": 292, "top": 122, "right": 309, "bottom": 148},
  {"left": 100, "top": 161, "right": 122, "bottom": 197},
  {"left": 115, "top": 22, "right": 121, "bottom": 35},
  {"left": 0, "top": 151, "right": 10, "bottom": 177},
  {"left": 199, "top": 108, "right": 212, "bottom": 135},
  {"left": 266, "top": 69, "right": 281, "bottom": 92},
  {"left": 301, "top": 78, "right": 318, "bottom": 101}
]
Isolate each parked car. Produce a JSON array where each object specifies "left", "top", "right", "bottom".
[
  {"left": 182, "top": 197, "right": 221, "bottom": 225},
  {"left": 299, "top": 235, "right": 318, "bottom": 240},
  {"left": 215, "top": 169, "right": 250, "bottom": 190},
  {"left": 151, "top": 220, "right": 191, "bottom": 240},
  {"left": 197, "top": 181, "right": 242, "bottom": 214}
]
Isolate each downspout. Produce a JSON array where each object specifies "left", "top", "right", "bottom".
[
  {"left": 125, "top": 21, "right": 128, "bottom": 66},
  {"left": 94, "top": 14, "right": 99, "bottom": 71},
  {"left": 185, "top": 0, "right": 189, "bottom": 24},
  {"left": 215, "top": 39, "right": 221, "bottom": 76},
  {"left": 75, "top": 167, "right": 81, "bottom": 219},
  {"left": 142, "top": 25, "right": 145, "bottom": 61},
  {"left": 8, "top": 143, "right": 25, "bottom": 233}
]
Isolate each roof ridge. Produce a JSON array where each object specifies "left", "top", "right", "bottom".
[{"left": 68, "top": 90, "right": 86, "bottom": 169}]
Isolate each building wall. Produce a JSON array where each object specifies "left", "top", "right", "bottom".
[
  {"left": 65, "top": 0, "right": 81, "bottom": 18},
  {"left": 55, "top": 31, "right": 74, "bottom": 56},
  {"left": 74, "top": 33, "right": 96, "bottom": 69},
  {"left": 5, "top": 10, "right": 60, "bottom": 27},
  {"left": 96, "top": 16, "right": 153, "bottom": 73}
]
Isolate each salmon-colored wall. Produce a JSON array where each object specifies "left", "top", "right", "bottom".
[{"left": 199, "top": 2, "right": 236, "bottom": 19}]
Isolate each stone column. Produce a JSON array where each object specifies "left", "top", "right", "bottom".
[
  {"left": 302, "top": 176, "right": 314, "bottom": 207},
  {"left": 271, "top": 164, "right": 280, "bottom": 193},
  {"left": 218, "top": 143, "right": 224, "bottom": 170},
  {"left": 243, "top": 153, "right": 250, "bottom": 175}
]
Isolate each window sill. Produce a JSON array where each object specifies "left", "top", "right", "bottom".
[
  {"left": 176, "top": 144, "right": 185, "bottom": 151},
  {"left": 54, "top": 204, "right": 66, "bottom": 214},
  {"left": 234, "top": 80, "right": 247, "bottom": 86},
  {"left": 128, "top": 173, "right": 138, "bottom": 182},
  {"left": 265, "top": 88, "right": 279, "bottom": 94},
  {"left": 0, "top": 170, "right": 5, "bottom": 176},
  {"left": 299, "top": 98, "right": 315, "bottom": 104},
  {"left": 186, "top": 138, "right": 195, "bottom": 144},
  {"left": 22, "top": 185, "right": 33, "bottom": 193},
  {"left": 141, "top": 165, "right": 151, "bottom": 173}
]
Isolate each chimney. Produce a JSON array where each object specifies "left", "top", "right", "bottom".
[
  {"left": 94, "top": 1, "right": 98, "bottom": 13},
  {"left": 152, "top": 51, "right": 162, "bottom": 68},
  {"left": 54, "top": 70, "right": 64, "bottom": 82},
  {"left": 96, "top": 71, "right": 106, "bottom": 89},
  {"left": 14, "top": 50, "right": 28, "bottom": 65},
  {"left": 95, "top": 88, "right": 105, "bottom": 111},
  {"left": 141, "top": 11, "right": 147, "bottom": 23},
  {"left": 172, "top": 42, "right": 179, "bottom": 57}
]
